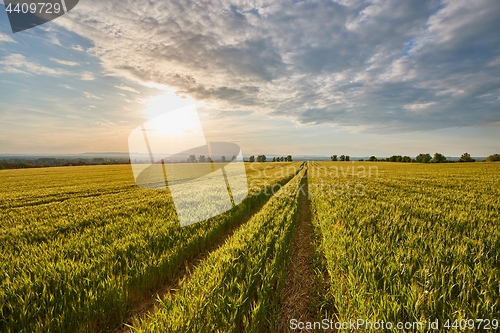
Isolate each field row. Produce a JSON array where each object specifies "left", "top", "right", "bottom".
[
  {"left": 309, "top": 161, "right": 500, "bottom": 329},
  {"left": 128, "top": 165, "right": 307, "bottom": 332},
  {"left": 0, "top": 163, "right": 302, "bottom": 333}
]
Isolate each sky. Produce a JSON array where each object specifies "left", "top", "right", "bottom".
[{"left": 0, "top": 0, "right": 499, "bottom": 157}]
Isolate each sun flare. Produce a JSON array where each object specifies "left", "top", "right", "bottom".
[
  {"left": 142, "top": 88, "right": 199, "bottom": 119},
  {"left": 139, "top": 88, "right": 206, "bottom": 137}
]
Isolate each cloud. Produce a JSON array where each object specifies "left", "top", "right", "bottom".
[
  {"left": 53, "top": 0, "right": 500, "bottom": 132},
  {"left": 115, "top": 84, "right": 139, "bottom": 93},
  {"left": 404, "top": 102, "right": 437, "bottom": 112},
  {"left": 0, "top": 54, "right": 73, "bottom": 76},
  {"left": 50, "top": 36, "right": 63, "bottom": 46},
  {"left": 80, "top": 71, "right": 95, "bottom": 80},
  {"left": 72, "top": 45, "right": 85, "bottom": 51},
  {"left": 0, "top": 54, "right": 98, "bottom": 82},
  {"left": 0, "top": 32, "right": 16, "bottom": 43},
  {"left": 83, "top": 92, "right": 102, "bottom": 100},
  {"left": 50, "top": 57, "right": 79, "bottom": 66}
]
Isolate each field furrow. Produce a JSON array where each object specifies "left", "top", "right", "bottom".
[
  {"left": 127, "top": 164, "right": 307, "bottom": 332},
  {"left": 0, "top": 163, "right": 302, "bottom": 333},
  {"left": 275, "top": 163, "right": 316, "bottom": 332}
]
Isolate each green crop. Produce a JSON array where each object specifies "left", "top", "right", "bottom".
[
  {"left": 2, "top": 160, "right": 498, "bottom": 333},
  {"left": 0, "top": 163, "right": 301, "bottom": 333},
  {"left": 309, "top": 162, "right": 500, "bottom": 331},
  {"left": 130, "top": 165, "right": 306, "bottom": 332}
]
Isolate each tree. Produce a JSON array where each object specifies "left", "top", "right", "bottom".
[
  {"left": 272, "top": 157, "right": 276, "bottom": 162},
  {"left": 0, "top": 163, "right": 5, "bottom": 170},
  {"left": 280, "top": 156, "right": 285, "bottom": 162},
  {"left": 287, "top": 155, "right": 292, "bottom": 162},
  {"left": 486, "top": 154, "right": 500, "bottom": 162},
  {"left": 249, "top": 155, "right": 255, "bottom": 163},
  {"left": 206, "top": 157, "right": 213, "bottom": 162},
  {"left": 402, "top": 156, "right": 412, "bottom": 163},
  {"left": 331, "top": 155, "right": 338, "bottom": 161},
  {"left": 459, "top": 152, "right": 475, "bottom": 162},
  {"left": 345, "top": 155, "right": 350, "bottom": 161},
  {"left": 221, "top": 156, "right": 226, "bottom": 162},
  {"left": 199, "top": 155, "right": 206, "bottom": 163},
  {"left": 232, "top": 155, "right": 237, "bottom": 161},
  {"left": 369, "top": 156, "right": 377, "bottom": 161},
  {"left": 256, "top": 155, "right": 266, "bottom": 162},
  {"left": 187, "top": 155, "right": 197, "bottom": 163},
  {"left": 340, "top": 155, "right": 345, "bottom": 161},
  {"left": 432, "top": 153, "right": 447, "bottom": 163},
  {"left": 388, "top": 155, "right": 403, "bottom": 162},
  {"left": 415, "top": 153, "right": 432, "bottom": 163}
]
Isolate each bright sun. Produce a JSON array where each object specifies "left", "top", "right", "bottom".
[
  {"left": 142, "top": 88, "right": 199, "bottom": 119},
  {"left": 141, "top": 87, "right": 205, "bottom": 138}
]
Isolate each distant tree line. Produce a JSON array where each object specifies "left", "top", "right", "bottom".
[
  {"left": 248, "top": 155, "right": 263, "bottom": 162},
  {"left": 363, "top": 152, "right": 481, "bottom": 163},
  {"left": 272, "top": 155, "right": 292, "bottom": 162},
  {"left": 0, "top": 157, "right": 130, "bottom": 169},
  {"left": 186, "top": 155, "right": 237, "bottom": 163},
  {"left": 247, "top": 155, "right": 293, "bottom": 162},
  {"left": 330, "top": 155, "right": 350, "bottom": 161}
]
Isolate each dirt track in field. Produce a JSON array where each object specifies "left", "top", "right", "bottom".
[
  {"left": 112, "top": 172, "right": 304, "bottom": 333},
  {"left": 276, "top": 165, "right": 317, "bottom": 333}
]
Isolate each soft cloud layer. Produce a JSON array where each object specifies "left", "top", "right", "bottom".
[
  {"left": 0, "top": 54, "right": 73, "bottom": 76},
  {"left": 50, "top": 57, "right": 79, "bottom": 66},
  {"left": 0, "top": 32, "right": 15, "bottom": 43},
  {"left": 49, "top": 0, "right": 500, "bottom": 132}
]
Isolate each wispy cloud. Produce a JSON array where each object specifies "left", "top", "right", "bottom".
[
  {"left": 0, "top": 54, "right": 98, "bottom": 82},
  {"left": 83, "top": 92, "right": 102, "bottom": 100},
  {"left": 0, "top": 32, "right": 16, "bottom": 43},
  {"left": 50, "top": 57, "right": 79, "bottom": 67},
  {"left": 115, "top": 85, "right": 139, "bottom": 93},
  {"left": 0, "top": 54, "right": 73, "bottom": 76},
  {"left": 71, "top": 44, "right": 84, "bottom": 51},
  {"left": 49, "top": 36, "right": 63, "bottom": 46},
  {"left": 80, "top": 71, "right": 95, "bottom": 81}
]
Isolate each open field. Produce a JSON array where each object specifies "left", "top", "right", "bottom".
[
  {"left": 310, "top": 162, "right": 500, "bottom": 331},
  {"left": 0, "top": 162, "right": 301, "bottom": 332},
  {"left": 1, "top": 161, "right": 499, "bottom": 332}
]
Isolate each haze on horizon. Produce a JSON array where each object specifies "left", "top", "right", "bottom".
[{"left": 0, "top": 0, "right": 499, "bottom": 157}]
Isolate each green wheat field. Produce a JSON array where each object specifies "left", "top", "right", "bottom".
[{"left": 1, "top": 162, "right": 499, "bottom": 332}]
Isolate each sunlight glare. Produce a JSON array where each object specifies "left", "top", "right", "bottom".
[{"left": 142, "top": 87, "right": 200, "bottom": 119}]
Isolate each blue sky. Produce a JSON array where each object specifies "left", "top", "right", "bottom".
[{"left": 0, "top": 0, "right": 499, "bottom": 157}]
